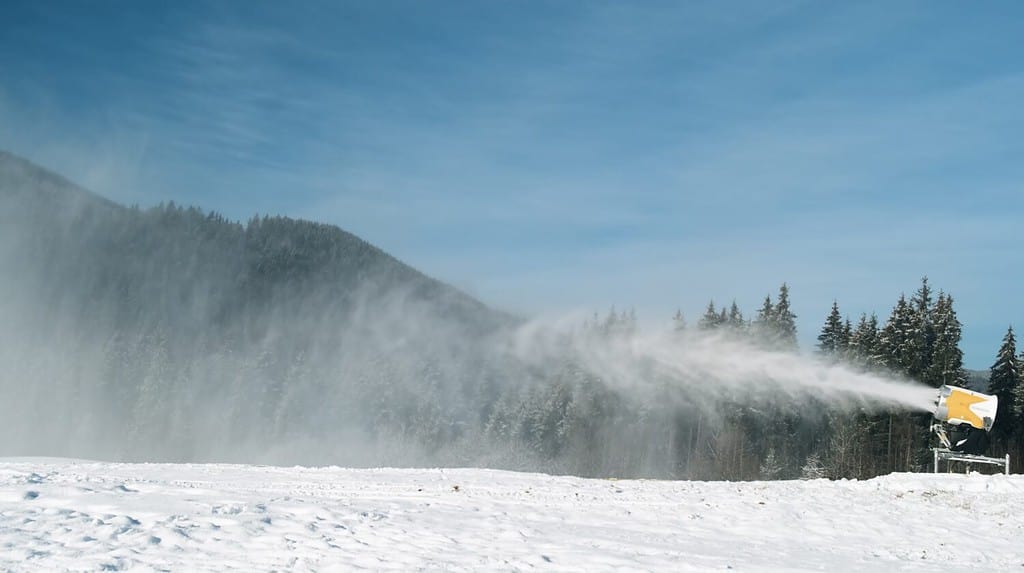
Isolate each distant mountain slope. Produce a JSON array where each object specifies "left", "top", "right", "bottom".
[
  {"left": 964, "top": 368, "right": 990, "bottom": 392},
  {"left": 0, "top": 150, "right": 121, "bottom": 211},
  {"left": 0, "top": 150, "right": 508, "bottom": 337},
  {"left": 0, "top": 151, "right": 516, "bottom": 463}
]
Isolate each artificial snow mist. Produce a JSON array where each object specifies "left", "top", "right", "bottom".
[{"left": 0, "top": 152, "right": 959, "bottom": 480}]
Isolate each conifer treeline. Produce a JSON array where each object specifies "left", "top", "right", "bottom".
[
  {"left": 694, "top": 283, "right": 798, "bottom": 349},
  {"left": 817, "top": 277, "right": 1024, "bottom": 472},
  {"left": 680, "top": 277, "right": 1023, "bottom": 476},
  {"left": 815, "top": 277, "right": 966, "bottom": 387}
]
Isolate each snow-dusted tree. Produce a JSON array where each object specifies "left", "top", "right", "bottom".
[
  {"left": 750, "top": 285, "right": 797, "bottom": 349},
  {"left": 907, "top": 277, "right": 936, "bottom": 380},
  {"left": 926, "top": 293, "right": 965, "bottom": 387},
  {"left": 726, "top": 300, "right": 745, "bottom": 333},
  {"left": 773, "top": 283, "right": 798, "bottom": 350},
  {"left": 698, "top": 301, "right": 723, "bottom": 330},
  {"left": 877, "top": 294, "right": 914, "bottom": 375},
  {"left": 817, "top": 301, "right": 845, "bottom": 356},
  {"left": 987, "top": 326, "right": 1020, "bottom": 447},
  {"left": 848, "top": 313, "right": 880, "bottom": 367},
  {"left": 755, "top": 296, "right": 773, "bottom": 324},
  {"left": 751, "top": 295, "right": 773, "bottom": 342},
  {"left": 800, "top": 453, "right": 826, "bottom": 480},
  {"left": 759, "top": 447, "right": 783, "bottom": 480}
]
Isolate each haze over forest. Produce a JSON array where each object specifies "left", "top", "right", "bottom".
[{"left": 6, "top": 151, "right": 1021, "bottom": 479}]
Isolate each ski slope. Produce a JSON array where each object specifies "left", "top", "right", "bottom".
[{"left": 1, "top": 459, "right": 1022, "bottom": 571}]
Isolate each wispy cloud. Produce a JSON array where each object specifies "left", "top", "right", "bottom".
[{"left": 1, "top": 1, "right": 1022, "bottom": 365}]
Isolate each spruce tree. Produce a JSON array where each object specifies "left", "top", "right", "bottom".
[
  {"left": 753, "top": 295, "right": 774, "bottom": 343},
  {"left": 987, "top": 326, "right": 1020, "bottom": 447},
  {"left": 907, "top": 277, "right": 936, "bottom": 380},
  {"left": 756, "top": 296, "right": 773, "bottom": 324},
  {"left": 774, "top": 283, "right": 798, "bottom": 350},
  {"left": 698, "top": 301, "right": 722, "bottom": 330},
  {"left": 878, "top": 295, "right": 914, "bottom": 375},
  {"left": 817, "top": 301, "right": 845, "bottom": 356},
  {"left": 727, "top": 301, "right": 745, "bottom": 332},
  {"left": 840, "top": 318, "right": 852, "bottom": 356},
  {"left": 849, "top": 314, "right": 869, "bottom": 360},
  {"left": 849, "top": 313, "right": 880, "bottom": 367},
  {"left": 926, "top": 293, "right": 965, "bottom": 387}
]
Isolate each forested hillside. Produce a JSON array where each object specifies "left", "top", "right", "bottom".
[
  {"left": 2, "top": 151, "right": 1021, "bottom": 478},
  {"left": 0, "top": 151, "right": 516, "bottom": 464}
]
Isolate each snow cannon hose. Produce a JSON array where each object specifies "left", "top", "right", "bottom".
[{"left": 933, "top": 385, "right": 997, "bottom": 431}]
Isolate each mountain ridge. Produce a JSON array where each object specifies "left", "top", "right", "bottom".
[
  {"left": 0, "top": 150, "right": 517, "bottom": 463},
  {"left": 0, "top": 147, "right": 503, "bottom": 323},
  {"left": 0, "top": 149, "right": 512, "bottom": 333}
]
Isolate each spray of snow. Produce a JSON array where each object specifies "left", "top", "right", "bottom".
[{"left": 511, "top": 317, "right": 938, "bottom": 414}]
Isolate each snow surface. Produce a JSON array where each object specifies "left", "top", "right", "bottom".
[{"left": 1, "top": 459, "right": 1022, "bottom": 572}]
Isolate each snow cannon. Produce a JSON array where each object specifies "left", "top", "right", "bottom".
[{"left": 932, "top": 385, "right": 997, "bottom": 431}]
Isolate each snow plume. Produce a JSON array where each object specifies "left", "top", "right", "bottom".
[
  {"left": 510, "top": 317, "right": 938, "bottom": 415},
  {"left": 0, "top": 157, "right": 943, "bottom": 477},
  {"left": 0, "top": 251, "right": 937, "bottom": 476}
]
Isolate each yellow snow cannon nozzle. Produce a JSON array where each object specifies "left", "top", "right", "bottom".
[{"left": 933, "top": 385, "right": 997, "bottom": 431}]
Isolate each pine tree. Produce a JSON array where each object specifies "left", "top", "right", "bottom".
[
  {"left": 878, "top": 294, "right": 914, "bottom": 374},
  {"left": 726, "top": 300, "right": 745, "bottom": 332},
  {"left": 752, "top": 295, "right": 774, "bottom": 343},
  {"left": 987, "top": 326, "right": 1020, "bottom": 447},
  {"left": 926, "top": 293, "right": 965, "bottom": 387},
  {"left": 673, "top": 309, "right": 686, "bottom": 332},
  {"left": 840, "top": 318, "right": 852, "bottom": 356},
  {"left": 849, "top": 313, "right": 879, "bottom": 367},
  {"left": 817, "top": 301, "right": 845, "bottom": 356},
  {"left": 756, "top": 295, "right": 773, "bottom": 325},
  {"left": 907, "top": 277, "right": 936, "bottom": 380},
  {"left": 773, "top": 283, "right": 798, "bottom": 350},
  {"left": 698, "top": 301, "right": 723, "bottom": 330}
]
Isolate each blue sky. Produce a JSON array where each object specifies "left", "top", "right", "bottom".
[{"left": 2, "top": 1, "right": 1022, "bottom": 367}]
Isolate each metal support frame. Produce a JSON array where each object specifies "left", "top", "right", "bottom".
[{"left": 932, "top": 448, "right": 1010, "bottom": 475}]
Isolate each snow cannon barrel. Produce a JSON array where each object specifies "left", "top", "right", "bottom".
[{"left": 933, "top": 385, "right": 997, "bottom": 431}]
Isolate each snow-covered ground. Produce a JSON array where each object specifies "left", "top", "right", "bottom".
[{"left": 0, "top": 459, "right": 1021, "bottom": 572}]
